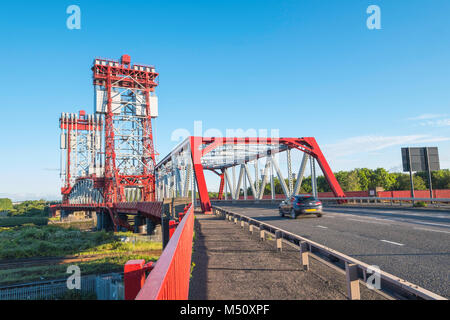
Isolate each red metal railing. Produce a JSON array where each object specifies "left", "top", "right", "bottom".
[{"left": 124, "top": 203, "right": 195, "bottom": 300}]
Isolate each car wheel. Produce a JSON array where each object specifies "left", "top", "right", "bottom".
[
  {"left": 279, "top": 209, "right": 284, "bottom": 217},
  {"left": 316, "top": 213, "right": 322, "bottom": 218},
  {"left": 291, "top": 209, "right": 296, "bottom": 219}
]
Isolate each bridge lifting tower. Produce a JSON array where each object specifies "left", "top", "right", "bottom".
[
  {"left": 92, "top": 54, "right": 159, "bottom": 205},
  {"left": 56, "top": 55, "right": 162, "bottom": 231}
]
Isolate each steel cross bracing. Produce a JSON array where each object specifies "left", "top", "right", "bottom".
[{"left": 155, "top": 137, "right": 345, "bottom": 214}]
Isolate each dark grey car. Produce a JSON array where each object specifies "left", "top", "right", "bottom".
[{"left": 279, "top": 195, "right": 323, "bottom": 219}]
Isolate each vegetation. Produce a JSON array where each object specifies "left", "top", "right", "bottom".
[
  {"left": 0, "top": 223, "right": 162, "bottom": 286},
  {"left": 0, "top": 225, "right": 161, "bottom": 259},
  {"left": 413, "top": 201, "right": 427, "bottom": 208},
  {"left": 6, "top": 199, "right": 50, "bottom": 217},
  {"left": 0, "top": 253, "right": 159, "bottom": 286},
  {"left": 0, "top": 217, "right": 48, "bottom": 228},
  {"left": 0, "top": 198, "right": 13, "bottom": 211}
]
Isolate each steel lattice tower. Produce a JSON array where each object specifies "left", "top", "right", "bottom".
[{"left": 92, "top": 54, "right": 159, "bottom": 205}]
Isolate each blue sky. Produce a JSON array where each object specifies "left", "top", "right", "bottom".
[{"left": 1, "top": 0, "right": 450, "bottom": 201}]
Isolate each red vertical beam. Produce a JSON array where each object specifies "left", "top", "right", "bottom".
[
  {"left": 302, "top": 137, "right": 345, "bottom": 198},
  {"left": 142, "top": 74, "right": 156, "bottom": 201},
  {"left": 62, "top": 116, "right": 72, "bottom": 204},
  {"left": 104, "top": 66, "right": 116, "bottom": 205},
  {"left": 190, "top": 136, "right": 212, "bottom": 214}
]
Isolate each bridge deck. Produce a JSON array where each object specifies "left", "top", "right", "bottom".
[{"left": 188, "top": 214, "right": 385, "bottom": 300}]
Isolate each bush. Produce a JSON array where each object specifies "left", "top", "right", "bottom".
[
  {"left": 413, "top": 201, "right": 427, "bottom": 208},
  {"left": 0, "top": 198, "right": 13, "bottom": 211},
  {"left": 0, "top": 216, "right": 48, "bottom": 227}
]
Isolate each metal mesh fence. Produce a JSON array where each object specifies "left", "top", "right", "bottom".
[{"left": 0, "top": 273, "right": 123, "bottom": 300}]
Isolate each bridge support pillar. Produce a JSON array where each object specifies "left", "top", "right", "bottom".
[
  {"left": 96, "top": 211, "right": 103, "bottom": 231},
  {"left": 146, "top": 218, "right": 156, "bottom": 235},
  {"left": 134, "top": 215, "right": 147, "bottom": 234}
]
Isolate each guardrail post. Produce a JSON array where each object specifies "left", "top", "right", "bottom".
[
  {"left": 299, "top": 241, "right": 309, "bottom": 271},
  {"left": 162, "top": 216, "right": 170, "bottom": 249},
  {"left": 234, "top": 217, "right": 238, "bottom": 224},
  {"left": 260, "top": 229, "right": 265, "bottom": 241},
  {"left": 249, "top": 224, "right": 253, "bottom": 234},
  {"left": 124, "top": 259, "right": 145, "bottom": 300},
  {"left": 345, "top": 262, "right": 361, "bottom": 300},
  {"left": 275, "top": 231, "right": 282, "bottom": 252},
  {"left": 169, "top": 220, "right": 179, "bottom": 239},
  {"left": 240, "top": 218, "right": 245, "bottom": 228}
]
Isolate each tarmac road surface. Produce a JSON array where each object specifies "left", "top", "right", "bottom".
[{"left": 214, "top": 203, "right": 450, "bottom": 298}]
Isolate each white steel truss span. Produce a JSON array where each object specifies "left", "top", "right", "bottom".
[
  {"left": 155, "top": 144, "right": 193, "bottom": 200},
  {"left": 68, "top": 178, "right": 103, "bottom": 204}
]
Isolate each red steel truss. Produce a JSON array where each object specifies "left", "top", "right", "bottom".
[{"left": 155, "top": 136, "right": 346, "bottom": 214}]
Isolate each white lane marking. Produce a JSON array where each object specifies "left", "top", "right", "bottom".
[
  {"left": 411, "top": 221, "right": 450, "bottom": 228},
  {"left": 346, "top": 218, "right": 390, "bottom": 225},
  {"left": 413, "top": 227, "right": 450, "bottom": 234},
  {"left": 316, "top": 225, "right": 328, "bottom": 229},
  {"left": 380, "top": 240, "right": 405, "bottom": 246}
]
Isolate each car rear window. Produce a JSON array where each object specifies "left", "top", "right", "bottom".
[{"left": 295, "top": 196, "right": 314, "bottom": 202}]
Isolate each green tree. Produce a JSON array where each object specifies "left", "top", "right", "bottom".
[
  {"left": 414, "top": 169, "right": 450, "bottom": 190},
  {"left": 393, "top": 173, "right": 427, "bottom": 191},
  {"left": 372, "top": 168, "right": 396, "bottom": 190},
  {"left": 356, "top": 168, "right": 374, "bottom": 190},
  {"left": 0, "top": 198, "right": 13, "bottom": 211}
]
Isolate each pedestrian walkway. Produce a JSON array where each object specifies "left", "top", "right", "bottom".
[{"left": 189, "top": 214, "right": 385, "bottom": 300}]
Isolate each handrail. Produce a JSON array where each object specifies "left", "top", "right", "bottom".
[
  {"left": 212, "top": 206, "right": 447, "bottom": 300},
  {"left": 134, "top": 203, "right": 195, "bottom": 300}
]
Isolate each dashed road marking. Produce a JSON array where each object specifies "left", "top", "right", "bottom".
[
  {"left": 380, "top": 240, "right": 404, "bottom": 246},
  {"left": 413, "top": 227, "right": 450, "bottom": 234},
  {"left": 412, "top": 221, "right": 450, "bottom": 228},
  {"left": 346, "top": 218, "right": 390, "bottom": 225},
  {"left": 316, "top": 225, "right": 328, "bottom": 229}
]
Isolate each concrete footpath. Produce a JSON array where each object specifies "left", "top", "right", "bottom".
[{"left": 188, "top": 214, "right": 386, "bottom": 300}]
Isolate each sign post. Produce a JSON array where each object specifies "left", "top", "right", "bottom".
[
  {"left": 407, "top": 148, "right": 415, "bottom": 202},
  {"left": 401, "top": 147, "right": 440, "bottom": 202}
]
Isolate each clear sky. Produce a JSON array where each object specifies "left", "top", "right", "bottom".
[{"left": 1, "top": 0, "right": 450, "bottom": 201}]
